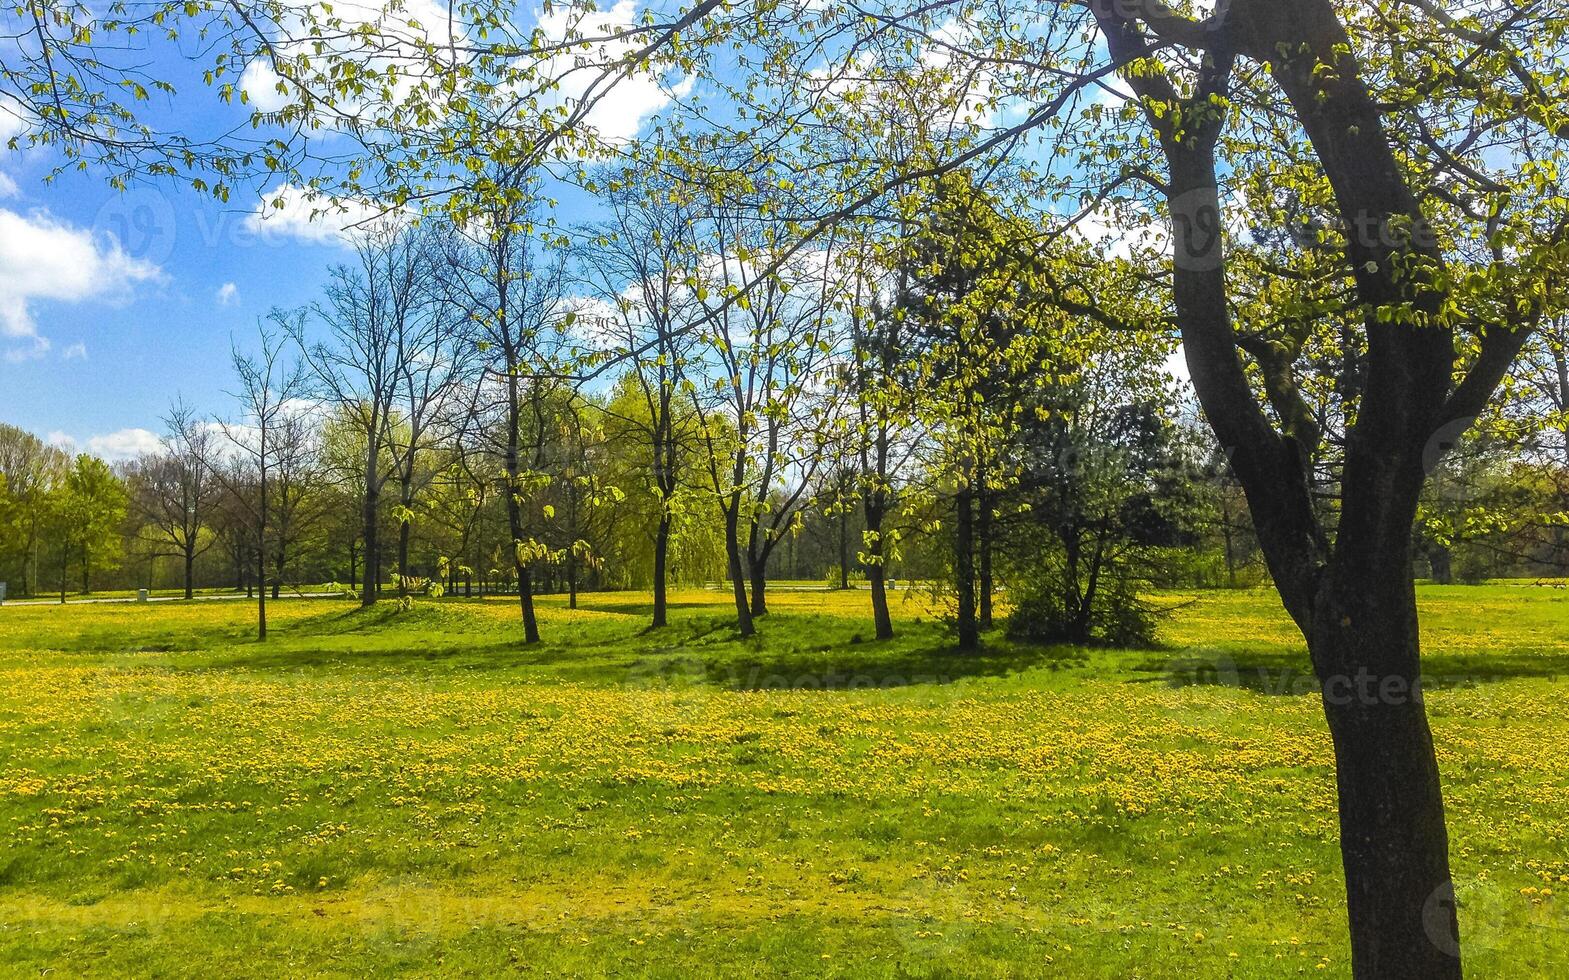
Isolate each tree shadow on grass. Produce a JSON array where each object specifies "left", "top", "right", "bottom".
[
  {"left": 186, "top": 609, "right": 1091, "bottom": 689},
  {"left": 1131, "top": 643, "right": 1569, "bottom": 696}
]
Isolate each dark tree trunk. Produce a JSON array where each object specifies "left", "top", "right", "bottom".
[
  {"left": 348, "top": 539, "right": 358, "bottom": 592},
  {"left": 838, "top": 504, "right": 850, "bottom": 590},
  {"left": 1311, "top": 566, "right": 1457, "bottom": 978},
  {"left": 864, "top": 494, "right": 894, "bottom": 640},
  {"left": 362, "top": 484, "right": 380, "bottom": 608},
  {"left": 652, "top": 514, "right": 671, "bottom": 627},
  {"left": 183, "top": 547, "right": 195, "bottom": 600},
  {"left": 507, "top": 486, "right": 539, "bottom": 645},
  {"left": 867, "top": 562, "right": 893, "bottom": 641},
  {"left": 256, "top": 546, "right": 267, "bottom": 641},
  {"left": 395, "top": 482, "right": 414, "bottom": 589},
  {"left": 517, "top": 567, "right": 538, "bottom": 642},
  {"left": 747, "top": 521, "right": 768, "bottom": 617},
  {"left": 723, "top": 503, "right": 754, "bottom": 637},
  {"left": 954, "top": 486, "right": 977, "bottom": 651},
  {"left": 977, "top": 489, "right": 993, "bottom": 631},
  {"left": 750, "top": 564, "right": 767, "bottom": 618},
  {"left": 1428, "top": 547, "right": 1453, "bottom": 585}
]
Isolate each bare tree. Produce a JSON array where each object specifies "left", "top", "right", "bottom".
[
  {"left": 440, "top": 180, "right": 568, "bottom": 644},
  {"left": 687, "top": 196, "right": 838, "bottom": 633},
  {"left": 125, "top": 399, "right": 221, "bottom": 598},
  {"left": 296, "top": 222, "right": 421, "bottom": 606},
  {"left": 578, "top": 173, "right": 704, "bottom": 628},
  {"left": 384, "top": 228, "right": 475, "bottom": 592},
  {"left": 216, "top": 316, "right": 310, "bottom": 640}
]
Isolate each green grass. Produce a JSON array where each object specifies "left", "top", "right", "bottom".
[{"left": 0, "top": 585, "right": 1565, "bottom": 977}]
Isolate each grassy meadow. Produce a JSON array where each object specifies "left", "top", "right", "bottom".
[{"left": 0, "top": 584, "right": 1565, "bottom": 977}]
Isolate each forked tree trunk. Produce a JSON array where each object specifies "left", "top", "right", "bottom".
[{"left": 1091, "top": 5, "right": 1480, "bottom": 972}]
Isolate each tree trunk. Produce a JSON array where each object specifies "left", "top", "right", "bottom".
[
  {"left": 652, "top": 513, "right": 671, "bottom": 628},
  {"left": 1428, "top": 547, "right": 1453, "bottom": 585},
  {"left": 747, "top": 521, "right": 768, "bottom": 617},
  {"left": 838, "top": 505, "right": 850, "bottom": 589},
  {"left": 954, "top": 486, "right": 977, "bottom": 651},
  {"left": 864, "top": 496, "right": 894, "bottom": 640},
  {"left": 1310, "top": 570, "right": 1457, "bottom": 979},
  {"left": 867, "top": 561, "right": 893, "bottom": 641},
  {"left": 723, "top": 504, "right": 754, "bottom": 637},
  {"left": 256, "top": 545, "right": 267, "bottom": 641},
  {"left": 750, "top": 563, "right": 768, "bottom": 618},
  {"left": 977, "top": 489, "right": 993, "bottom": 631},
  {"left": 362, "top": 484, "right": 380, "bottom": 608},
  {"left": 517, "top": 566, "right": 538, "bottom": 642},
  {"left": 184, "top": 547, "right": 195, "bottom": 600}
]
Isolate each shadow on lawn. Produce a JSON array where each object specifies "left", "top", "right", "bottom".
[
  {"left": 1136, "top": 644, "right": 1569, "bottom": 696},
  {"left": 192, "top": 607, "right": 1088, "bottom": 689}
]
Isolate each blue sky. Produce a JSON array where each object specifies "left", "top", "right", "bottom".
[
  {"left": 0, "top": 0, "right": 683, "bottom": 460},
  {"left": 0, "top": 2, "right": 1158, "bottom": 461}
]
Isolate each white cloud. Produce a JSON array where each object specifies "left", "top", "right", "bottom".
[
  {"left": 47, "top": 427, "right": 162, "bottom": 462},
  {"left": 244, "top": 184, "right": 393, "bottom": 245},
  {"left": 533, "top": 1, "right": 693, "bottom": 144},
  {"left": 0, "top": 171, "right": 17, "bottom": 198},
  {"left": 0, "top": 207, "right": 162, "bottom": 361},
  {"left": 217, "top": 282, "right": 239, "bottom": 306},
  {"left": 61, "top": 341, "right": 87, "bottom": 360},
  {"left": 240, "top": 0, "right": 463, "bottom": 133},
  {"left": 87, "top": 428, "right": 162, "bottom": 461},
  {"left": 0, "top": 96, "right": 25, "bottom": 144},
  {"left": 241, "top": 60, "right": 293, "bottom": 114}
]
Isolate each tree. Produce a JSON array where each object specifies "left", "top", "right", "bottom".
[
  {"left": 0, "top": 424, "right": 71, "bottom": 597},
  {"left": 441, "top": 181, "right": 570, "bottom": 643},
  {"left": 298, "top": 223, "right": 431, "bottom": 606},
  {"left": 126, "top": 401, "right": 220, "bottom": 599},
  {"left": 682, "top": 0, "right": 1569, "bottom": 968},
  {"left": 579, "top": 173, "right": 704, "bottom": 627},
  {"left": 685, "top": 187, "right": 838, "bottom": 634},
  {"left": 56, "top": 454, "right": 128, "bottom": 597},
  {"left": 217, "top": 318, "right": 311, "bottom": 640}
]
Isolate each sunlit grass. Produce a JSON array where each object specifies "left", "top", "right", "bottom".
[{"left": 0, "top": 585, "right": 1565, "bottom": 976}]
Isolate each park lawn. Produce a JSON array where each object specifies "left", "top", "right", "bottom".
[{"left": 0, "top": 586, "right": 1565, "bottom": 977}]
